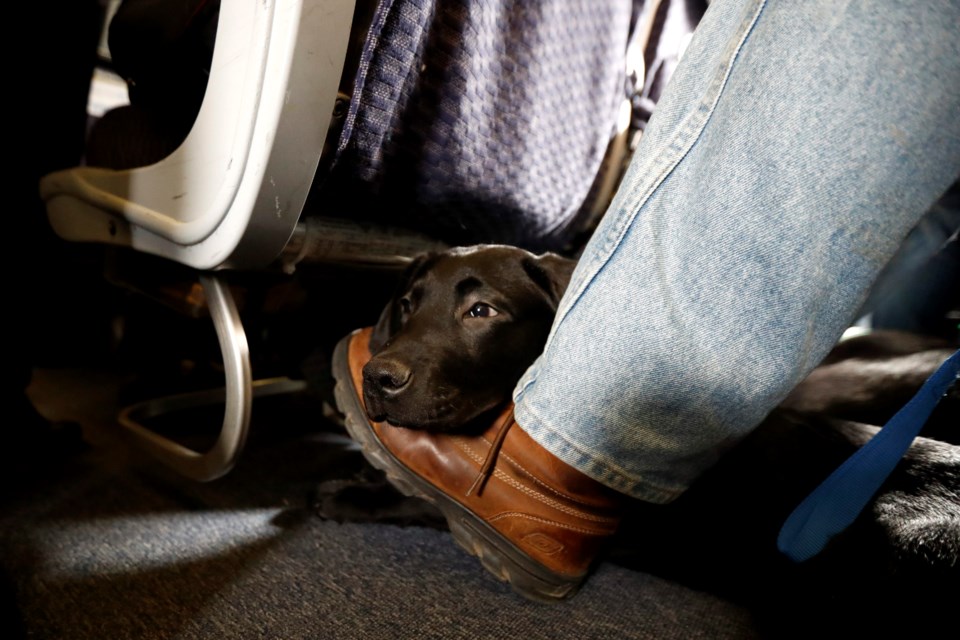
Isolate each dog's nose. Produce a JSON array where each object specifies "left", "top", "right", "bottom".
[{"left": 363, "top": 359, "right": 413, "bottom": 395}]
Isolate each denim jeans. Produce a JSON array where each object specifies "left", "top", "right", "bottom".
[{"left": 512, "top": 0, "right": 960, "bottom": 503}]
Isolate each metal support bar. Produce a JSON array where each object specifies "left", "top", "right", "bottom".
[{"left": 117, "top": 274, "right": 305, "bottom": 481}]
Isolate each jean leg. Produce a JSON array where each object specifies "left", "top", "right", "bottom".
[{"left": 513, "top": 0, "right": 960, "bottom": 503}]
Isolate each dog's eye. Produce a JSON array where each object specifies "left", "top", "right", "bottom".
[
  {"left": 399, "top": 297, "right": 412, "bottom": 315},
  {"left": 466, "top": 302, "right": 498, "bottom": 319}
]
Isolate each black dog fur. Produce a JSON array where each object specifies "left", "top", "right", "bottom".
[
  {"left": 362, "top": 245, "right": 574, "bottom": 431},
  {"left": 322, "top": 244, "right": 959, "bottom": 634}
]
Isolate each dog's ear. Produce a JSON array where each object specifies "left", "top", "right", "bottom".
[
  {"left": 521, "top": 252, "right": 576, "bottom": 309},
  {"left": 369, "top": 253, "right": 434, "bottom": 353}
]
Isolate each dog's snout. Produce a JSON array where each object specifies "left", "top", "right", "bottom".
[{"left": 363, "top": 359, "right": 413, "bottom": 394}]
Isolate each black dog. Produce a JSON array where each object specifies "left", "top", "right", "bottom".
[
  {"left": 323, "top": 244, "right": 959, "bottom": 634},
  {"left": 361, "top": 244, "right": 574, "bottom": 430}
]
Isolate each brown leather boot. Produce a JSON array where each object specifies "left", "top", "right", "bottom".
[{"left": 332, "top": 327, "right": 624, "bottom": 602}]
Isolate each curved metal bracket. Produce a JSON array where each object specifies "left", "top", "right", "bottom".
[{"left": 117, "top": 274, "right": 306, "bottom": 481}]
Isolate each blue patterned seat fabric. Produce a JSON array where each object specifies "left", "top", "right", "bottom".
[{"left": 316, "top": 0, "right": 635, "bottom": 253}]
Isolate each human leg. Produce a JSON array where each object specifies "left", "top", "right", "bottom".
[{"left": 513, "top": 0, "right": 960, "bottom": 503}]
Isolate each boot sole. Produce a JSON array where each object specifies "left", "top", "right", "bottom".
[{"left": 331, "top": 332, "right": 584, "bottom": 603}]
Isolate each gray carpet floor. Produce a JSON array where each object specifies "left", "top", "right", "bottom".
[{"left": 2, "top": 368, "right": 765, "bottom": 640}]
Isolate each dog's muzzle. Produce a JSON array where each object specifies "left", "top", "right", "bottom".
[{"left": 362, "top": 357, "right": 413, "bottom": 421}]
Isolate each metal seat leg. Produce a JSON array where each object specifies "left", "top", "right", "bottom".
[{"left": 117, "top": 273, "right": 305, "bottom": 481}]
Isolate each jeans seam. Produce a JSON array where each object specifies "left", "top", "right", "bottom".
[{"left": 545, "top": 0, "right": 768, "bottom": 351}]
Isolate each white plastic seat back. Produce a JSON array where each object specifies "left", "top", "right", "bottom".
[{"left": 40, "top": 0, "right": 356, "bottom": 270}]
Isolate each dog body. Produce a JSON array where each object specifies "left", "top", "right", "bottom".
[{"left": 326, "top": 243, "right": 958, "bottom": 631}]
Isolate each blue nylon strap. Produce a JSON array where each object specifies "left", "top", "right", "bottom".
[{"left": 778, "top": 348, "right": 960, "bottom": 563}]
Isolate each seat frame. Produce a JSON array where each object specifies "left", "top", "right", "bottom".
[{"left": 39, "top": 0, "right": 358, "bottom": 481}]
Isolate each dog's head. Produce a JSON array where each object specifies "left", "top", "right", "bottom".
[{"left": 362, "top": 244, "right": 576, "bottom": 431}]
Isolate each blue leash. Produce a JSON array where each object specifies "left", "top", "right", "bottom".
[{"left": 778, "top": 348, "right": 960, "bottom": 563}]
